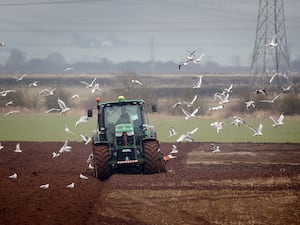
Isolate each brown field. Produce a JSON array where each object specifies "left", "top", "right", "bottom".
[{"left": 0, "top": 141, "right": 300, "bottom": 225}]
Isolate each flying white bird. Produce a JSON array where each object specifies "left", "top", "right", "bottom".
[
  {"left": 80, "top": 134, "right": 91, "bottom": 145},
  {"left": 80, "top": 173, "right": 88, "bottom": 180},
  {"left": 128, "top": 79, "right": 143, "bottom": 89},
  {"left": 59, "top": 138, "right": 72, "bottom": 153},
  {"left": 210, "top": 143, "right": 221, "bottom": 153},
  {"left": 245, "top": 100, "right": 256, "bottom": 110},
  {"left": 281, "top": 84, "right": 293, "bottom": 92},
  {"left": 247, "top": 122, "right": 263, "bottom": 136},
  {"left": 71, "top": 94, "right": 80, "bottom": 100},
  {"left": 209, "top": 105, "right": 224, "bottom": 112},
  {"left": 169, "top": 127, "right": 177, "bottom": 137},
  {"left": 2, "top": 110, "right": 20, "bottom": 118},
  {"left": 181, "top": 106, "right": 200, "bottom": 120},
  {"left": 5, "top": 100, "right": 14, "bottom": 107},
  {"left": 269, "top": 72, "right": 279, "bottom": 83},
  {"left": 0, "top": 42, "right": 5, "bottom": 47},
  {"left": 192, "top": 52, "right": 205, "bottom": 64},
  {"left": 57, "top": 98, "right": 70, "bottom": 114},
  {"left": 254, "top": 89, "right": 267, "bottom": 96},
  {"left": 176, "top": 127, "right": 198, "bottom": 142},
  {"left": 192, "top": 75, "right": 203, "bottom": 89},
  {"left": 0, "top": 89, "right": 16, "bottom": 97},
  {"left": 8, "top": 173, "right": 17, "bottom": 179},
  {"left": 52, "top": 152, "right": 60, "bottom": 159},
  {"left": 39, "top": 184, "right": 49, "bottom": 189},
  {"left": 172, "top": 95, "right": 197, "bottom": 108},
  {"left": 269, "top": 112, "right": 284, "bottom": 127},
  {"left": 210, "top": 121, "right": 224, "bottom": 133},
  {"left": 230, "top": 116, "right": 245, "bottom": 127},
  {"left": 28, "top": 81, "right": 38, "bottom": 87},
  {"left": 260, "top": 93, "right": 282, "bottom": 104},
  {"left": 170, "top": 145, "right": 178, "bottom": 154},
  {"left": 0, "top": 142, "right": 4, "bottom": 150},
  {"left": 265, "top": 34, "right": 278, "bottom": 48},
  {"left": 80, "top": 78, "right": 97, "bottom": 88},
  {"left": 65, "top": 124, "right": 74, "bottom": 135},
  {"left": 218, "top": 93, "right": 230, "bottom": 105},
  {"left": 14, "top": 73, "right": 27, "bottom": 82},
  {"left": 91, "top": 83, "right": 101, "bottom": 93},
  {"left": 75, "top": 115, "right": 88, "bottom": 127},
  {"left": 66, "top": 182, "right": 75, "bottom": 189},
  {"left": 14, "top": 143, "right": 22, "bottom": 153},
  {"left": 39, "top": 88, "right": 56, "bottom": 96},
  {"left": 64, "top": 67, "right": 74, "bottom": 72}
]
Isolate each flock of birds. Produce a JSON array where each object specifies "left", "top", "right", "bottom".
[
  {"left": 163, "top": 48, "right": 294, "bottom": 157},
  {"left": 0, "top": 141, "right": 91, "bottom": 189}
]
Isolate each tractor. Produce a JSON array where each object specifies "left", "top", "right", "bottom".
[{"left": 87, "top": 96, "right": 166, "bottom": 180}]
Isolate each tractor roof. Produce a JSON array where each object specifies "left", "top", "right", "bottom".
[{"left": 98, "top": 96, "right": 145, "bottom": 107}]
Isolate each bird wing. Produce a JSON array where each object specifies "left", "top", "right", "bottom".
[
  {"left": 57, "top": 98, "right": 67, "bottom": 110},
  {"left": 181, "top": 108, "right": 191, "bottom": 117},
  {"left": 269, "top": 115, "right": 277, "bottom": 124},
  {"left": 272, "top": 93, "right": 283, "bottom": 102},
  {"left": 247, "top": 125, "right": 257, "bottom": 133},
  {"left": 80, "top": 81, "right": 89, "bottom": 87},
  {"left": 190, "top": 95, "right": 197, "bottom": 104},
  {"left": 189, "top": 127, "right": 198, "bottom": 135}
]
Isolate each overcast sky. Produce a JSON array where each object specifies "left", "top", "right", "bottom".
[{"left": 0, "top": 0, "right": 299, "bottom": 66}]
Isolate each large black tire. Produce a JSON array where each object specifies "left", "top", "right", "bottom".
[
  {"left": 143, "top": 140, "right": 160, "bottom": 174},
  {"left": 93, "top": 144, "right": 112, "bottom": 181}
]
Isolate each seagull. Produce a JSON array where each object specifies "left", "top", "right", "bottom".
[
  {"left": 91, "top": 83, "right": 101, "bottom": 93},
  {"left": 28, "top": 81, "right": 38, "bottom": 87},
  {"left": 14, "top": 73, "right": 27, "bottom": 82},
  {"left": 14, "top": 143, "right": 22, "bottom": 153},
  {"left": 254, "top": 89, "right": 267, "bottom": 96},
  {"left": 181, "top": 106, "right": 200, "bottom": 120},
  {"left": 0, "top": 42, "right": 5, "bottom": 47},
  {"left": 247, "top": 122, "right": 263, "bottom": 136},
  {"left": 71, "top": 94, "right": 80, "bottom": 100},
  {"left": 88, "top": 163, "right": 94, "bottom": 169},
  {"left": 39, "top": 184, "right": 49, "bottom": 189},
  {"left": 80, "top": 173, "right": 88, "bottom": 180},
  {"left": 210, "top": 121, "right": 224, "bottom": 133},
  {"left": 58, "top": 98, "right": 71, "bottom": 114},
  {"left": 80, "top": 134, "right": 91, "bottom": 145},
  {"left": 75, "top": 115, "right": 88, "bottom": 127},
  {"left": 265, "top": 33, "right": 278, "bottom": 48},
  {"left": 260, "top": 93, "right": 282, "bottom": 104},
  {"left": 172, "top": 95, "right": 197, "bottom": 108},
  {"left": 245, "top": 100, "right": 256, "bottom": 110},
  {"left": 65, "top": 124, "right": 74, "bottom": 135},
  {"left": 86, "top": 153, "right": 94, "bottom": 164},
  {"left": 0, "top": 142, "right": 4, "bottom": 150},
  {"left": 176, "top": 127, "right": 198, "bottom": 142},
  {"left": 230, "top": 116, "right": 245, "bottom": 126},
  {"left": 281, "top": 84, "right": 294, "bottom": 92},
  {"left": 192, "top": 75, "right": 203, "bottom": 89},
  {"left": 39, "top": 88, "right": 56, "bottom": 96},
  {"left": 59, "top": 138, "right": 72, "bottom": 153},
  {"left": 128, "top": 79, "right": 143, "bottom": 89},
  {"left": 170, "top": 145, "right": 178, "bottom": 154},
  {"left": 167, "top": 153, "right": 177, "bottom": 159},
  {"left": 64, "top": 67, "right": 74, "bottom": 72},
  {"left": 218, "top": 93, "right": 230, "bottom": 105},
  {"left": 52, "top": 152, "right": 60, "bottom": 159},
  {"left": 168, "top": 127, "right": 177, "bottom": 137},
  {"left": 192, "top": 52, "right": 205, "bottom": 64},
  {"left": 80, "top": 78, "right": 97, "bottom": 88},
  {"left": 210, "top": 143, "right": 221, "bottom": 153},
  {"left": 66, "top": 182, "right": 75, "bottom": 189},
  {"left": 209, "top": 105, "right": 224, "bottom": 112},
  {"left": 0, "top": 89, "right": 16, "bottom": 97},
  {"left": 8, "top": 173, "right": 17, "bottom": 179},
  {"left": 5, "top": 100, "right": 14, "bottom": 107},
  {"left": 269, "top": 112, "right": 284, "bottom": 128}
]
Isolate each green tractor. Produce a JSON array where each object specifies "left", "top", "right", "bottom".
[{"left": 88, "top": 96, "right": 166, "bottom": 180}]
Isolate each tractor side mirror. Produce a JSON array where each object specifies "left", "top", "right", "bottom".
[
  {"left": 87, "top": 109, "right": 93, "bottom": 117},
  {"left": 151, "top": 104, "right": 157, "bottom": 112}
]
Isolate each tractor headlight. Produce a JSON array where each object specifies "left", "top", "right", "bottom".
[
  {"left": 127, "top": 131, "right": 134, "bottom": 136},
  {"left": 115, "top": 132, "right": 122, "bottom": 137}
]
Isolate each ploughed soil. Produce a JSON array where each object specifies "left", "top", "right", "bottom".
[{"left": 0, "top": 142, "right": 300, "bottom": 225}]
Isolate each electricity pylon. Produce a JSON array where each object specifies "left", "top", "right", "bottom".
[{"left": 249, "top": 0, "right": 293, "bottom": 92}]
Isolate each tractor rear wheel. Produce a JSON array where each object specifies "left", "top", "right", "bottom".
[
  {"left": 93, "top": 144, "right": 111, "bottom": 181},
  {"left": 143, "top": 140, "right": 160, "bottom": 174}
]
